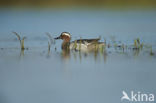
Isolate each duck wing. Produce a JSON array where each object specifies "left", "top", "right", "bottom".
[{"left": 76, "top": 38, "right": 100, "bottom": 44}]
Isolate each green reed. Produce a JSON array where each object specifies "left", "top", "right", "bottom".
[
  {"left": 134, "top": 38, "right": 144, "bottom": 50},
  {"left": 74, "top": 40, "right": 77, "bottom": 50}
]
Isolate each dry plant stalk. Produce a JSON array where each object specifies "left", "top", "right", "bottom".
[
  {"left": 74, "top": 40, "right": 77, "bottom": 50},
  {"left": 79, "top": 37, "right": 82, "bottom": 51},
  {"left": 12, "top": 32, "right": 26, "bottom": 50},
  {"left": 46, "top": 32, "right": 55, "bottom": 51}
]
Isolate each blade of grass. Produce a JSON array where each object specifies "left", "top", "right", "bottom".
[
  {"left": 12, "top": 32, "right": 25, "bottom": 50},
  {"left": 46, "top": 32, "right": 55, "bottom": 44},
  {"left": 12, "top": 31, "right": 21, "bottom": 44}
]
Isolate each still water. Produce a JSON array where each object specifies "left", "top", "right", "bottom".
[{"left": 0, "top": 9, "right": 156, "bottom": 103}]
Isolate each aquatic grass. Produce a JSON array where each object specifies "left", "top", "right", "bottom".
[
  {"left": 133, "top": 38, "right": 144, "bottom": 50},
  {"left": 94, "top": 48, "right": 98, "bottom": 61},
  {"left": 79, "top": 37, "right": 82, "bottom": 51},
  {"left": 140, "top": 43, "right": 143, "bottom": 50},
  {"left": 12, "top": 32, "right": 26, "bottom": 50},
  {"left": 46, "top": 32, "right": 55, "bottom": 44},
  {"left": 79, "top": 50, "right": 82, "bottom": 62},
  {"left": 104, "top": 38, "right": 106, "bottom": 43},
  {"left": 150, "top": 47, "right": 154, "bottom": 56},
  {"left": 137, "top": 38, "right": 140, "bottom": 45},
  {"left": 94, "top": 41, "right": 98, "bottom": 51},
  {"left": 122, "top": 44, "right": 125, "bottom": 52},
  {"left": 20, "top": 49, "right": 24, "bottom": 57},
  {"left": 94, "top": 36, "right": 101, "bottom": 51},
  {"left": 133, "top": 38, "right": 142, "bottom": 56},
  {"left": 99, "top": 44, "right": 104, "bottom": 53},
  {"left": 137, "top": 38, "right": 144, "bottom": 50},
  {"left": 134, "top": 39, "right": 138, "bottom": 48},
  {"left": 114, "top": 43, "right": 118, "bottom": 50},
  {"left": 10, "top": 32, "right": 155, "bottom": 58},
  {"left": 74, "top": 40, "right": 77, "bottom": 50},
  {"left": 45, "top": 32, "right": 55, "bottom": 52},
  {"left": 103, "top": 38, "right": 107, "bottom": 50},
  {"left": 48, "top": 41, "right": 51, "bottom": 52}
]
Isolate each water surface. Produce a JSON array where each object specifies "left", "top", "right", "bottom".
[{"left": 0, "top": 9, "right": 156, "bottom": 103}]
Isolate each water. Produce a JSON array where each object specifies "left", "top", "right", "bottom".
[{"left": 0, "top": 9, "right": 156, "bottom": 103}]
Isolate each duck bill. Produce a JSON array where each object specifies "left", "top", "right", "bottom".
[{"left": 54, "top": 36, "right": 61, "bottom": 40}]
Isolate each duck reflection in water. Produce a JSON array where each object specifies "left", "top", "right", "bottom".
[{"left": 61, "top": 49, "right": 71, "bottom": 60}]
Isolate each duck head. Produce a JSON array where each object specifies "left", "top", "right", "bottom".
[
  {"left": 54, "top": 32, "right": 71, "bottom": 42},
  {"left": 55, "top": 32, "right": 71, "bottom": 50}
]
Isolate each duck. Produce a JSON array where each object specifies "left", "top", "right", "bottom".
[{"left": 54, "top": 32, "right": 105, "bottom": 51}]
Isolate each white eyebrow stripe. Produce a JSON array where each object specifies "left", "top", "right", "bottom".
[{"left": 63, "top": 33, "right": 71, "bottom": 37}]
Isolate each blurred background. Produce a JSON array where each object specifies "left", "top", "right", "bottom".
[{"left": 0, "top": 0, "right": 156, "bottom": 8}]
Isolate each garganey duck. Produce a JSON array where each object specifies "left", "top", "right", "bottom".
[{"left": 54, "top": 32, "right": 105, "bottom": 51}]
